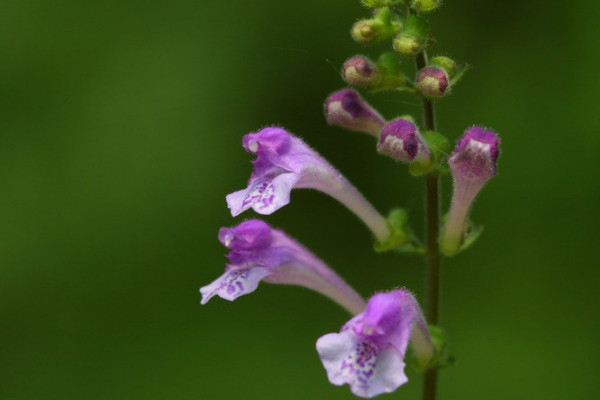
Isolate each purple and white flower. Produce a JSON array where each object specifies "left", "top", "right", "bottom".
[
  {"left": 441, "top": 126, "right": 500, "bottom": 255},
  {"left": 377, "top": 118, "right": 431, "bottom": 167},
  {"left": 324, "top": 89, "right": 386, "bottom": 137},
  {"left": 200, "top": 219, "right": 366, "bottom": 315},
  {"left": 226, "top": 127, "right": 390, "bottom": 242},
  {"left": 316, "top": 289, "right": 435, "bottom": 398}
]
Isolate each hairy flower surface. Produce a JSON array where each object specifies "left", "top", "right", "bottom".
[
  {"left": 324, "top": 89, "right": 386, "bottom": 136},
  {"left": 226, "top": 127, "right": 389, "bottom": 242},
  {"left": 442, "top": 126, "right": 500, "bottom": 254},
  {"left": 377, "top": 118, "right": 431, "bottom": 165},
  {"left": 200, "top": 219, "right": 366, "bottom": 314},
  {"left": 316, "top": 289, "right": 435, "bottom": 398}
]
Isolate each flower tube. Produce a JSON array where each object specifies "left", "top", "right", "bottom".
[
  {"left": 200, "top": 219, "right": 366, "bottom": 315},
  {"left": 441, "top": 126, "right": 500, "bottom": 255},
  {"left": 226, "top": 127, "right": 390, "bottom": 242}
]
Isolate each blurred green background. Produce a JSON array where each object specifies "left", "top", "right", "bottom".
[{"left": 1, "top": 0, "right": 599, "bottom": 399}]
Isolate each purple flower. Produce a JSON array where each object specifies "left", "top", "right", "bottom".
[
  {"left": 200, "top": 219, "right": 366, "bottom": 315},
  {"left": 316, "top": 289, "right": 435, "bottom": 398},
  {"left": 441, "top": 126, "right": 500, "bottom": 255},
  {"left": 226, "top": 127, "right": 390, "bottom": 242},
  {"left": 324, "top": 89, "right": 386, "bottom": 137},
  {"left": 377, "top": 118, "right": 431, "bottom": 167}
]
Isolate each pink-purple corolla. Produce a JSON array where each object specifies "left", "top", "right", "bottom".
[
  {"left": 225, "top": 127, "right": 390, "bottom": 242},
  {"left": 441, "top": 126, "right": 500, "bottom": 255},
  {"left": 316, "top": 289, "right": 435, "bottom": 398},
  {"left": 200, "top": 219, "right": 366, "bottom": 314}
]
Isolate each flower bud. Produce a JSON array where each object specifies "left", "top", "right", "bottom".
[
  {"left": 441, "top": 126, "right": 500, "bottom": 255},
  {"left": 393, "top": 15, "right": 429, "bottom": 56},
  {"left": 324, "top": 88, "right": 386, "bottom": 137},
  {"left": 351, "top": 8, "right": 401, "bottom": 44},
  {"left": 411, "top": 0, "right": 442, "bottom": 13},
  {"left": 342, "top": 56, "right": 382, "bottom": 88},
  {"left": 415, "top": 66, "right": 449, "bottom": 99},
  {"left": 377, "top": 118, "right": 432, "bottom": 168}
]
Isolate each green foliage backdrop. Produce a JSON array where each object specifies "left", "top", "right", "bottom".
[{"left": 1, "top": 1, "right": 598, "bottom": 399}]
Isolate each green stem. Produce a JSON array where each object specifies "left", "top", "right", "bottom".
[{"left": 415, "top": 50, "right": 442, "bottom": 400}]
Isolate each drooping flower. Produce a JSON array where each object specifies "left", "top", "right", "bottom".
[
  {"left": 226, "top": 127, "right": 390, "bottom": 242},
  {"left": 441, "top": 126, "right": 500, "bottom": 255},
  {"left": 200, "top": 219, "right": 366, "bottom": 315},
  {"left": 316, "top": 289, "right": 435, "bottom": 398},
  {"left": 324, "top": 89, "right": 386, "bottom": 137}
]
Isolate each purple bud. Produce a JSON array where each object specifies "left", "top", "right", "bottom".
[
  {"left": 441, "top": 126, "right": 501, "bottom": 255},
  {"left": 324, "top": 89, "right": 386, "bottom": 137},
  {"left": 415, "top": 66, "right": 449, "bottom": 99},
  {"left": 342, "top": 56, "right": 382, "bottom": 88},
  {"left": 449, "top": 126, "right": 500, "bottom": 182},
  {"left": 377, "top": 118, "right": 431, "bottom": 165}
]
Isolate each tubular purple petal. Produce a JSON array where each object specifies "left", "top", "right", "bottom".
[
  {"left": 201, "top": 220, "right": 366, "bottom": 314},
  {"left": 442, "top": 126, "right": 501, "bottom": 255},
  {"left": 226, "top": 127, "right": 390, "bottom": 242}
]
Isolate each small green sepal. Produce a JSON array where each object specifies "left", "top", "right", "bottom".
[
  {"left": 429, "top": 56, "right": 457, "bottom": 78},
  {"left": 361, "top": 0, "right": 405, "bottom": 8},
  {"left": 429, "top": 56, "right": 469, "bottom": 87},
  {"left": 374, "top": 208, "right": 413, "bottom": 252},
  {"left": 409, "top": 130, "right": 448, "bottom": 175},
  {"left": 411, "top": 0, "right": 442, "bottom": 14},
  {"left": 441, "top": 217, "right": 484, "bottom": 256},
  {"left": 372, "top": 52, "right": 407, "bottom": 92},
  {"left": 351, "top": 8, "right": 401, "bottom": 44},
  {"left": 393, "top": 15, "right": 429, "bottom": 55},
  {"left": 411, "top": 324, "right": 454, "bottom": 371}
]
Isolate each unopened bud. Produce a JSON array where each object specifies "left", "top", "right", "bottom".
[
  {"left": 342, "top": 56, "right": 382, "bottom": 88},
  {"left": 377, "top": 118, "right": 432, "bottom": 169},
  {"left": 441, "top": 127, "right": 500, "bottom": 255},
  {"left": 415, "top": 66, "right": 449, "bottom": 99},
  {"left": 411, "top": 0, "right": 442, "bottom": 13},
  {"left": 324, "top": 88, "right": 386, "bottom": 137},
  {"left": 393, "top": 15, "right": 429, "bottom": 55},
  {"left": 351, "top": 8, "right": 401, "bottom": 44}
]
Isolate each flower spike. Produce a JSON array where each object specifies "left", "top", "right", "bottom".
[
  {"left": 200, "top": 220, "right": 365, "bottom": 314},
  {"left": 324, "top": 89, "right": 386, "bottom": 137},
  {"left": 441, "top": 126, "right": 500, "bottom": 255},
  {"left": 226, "top": 127, "right": 390, "bottom": 242},
  {"left": 316, "top": 289, "right": 435, "bottom": 398}
]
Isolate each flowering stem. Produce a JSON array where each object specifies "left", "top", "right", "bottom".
[{"left": 415, "top": 50, "right": 441, "bottom": 400}]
